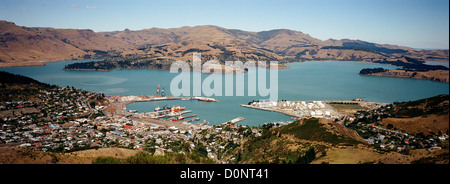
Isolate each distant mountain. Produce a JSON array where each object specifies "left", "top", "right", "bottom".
[
  {"left": 0, "top": 20, "right": 448, "bottom": 67},
  {"left": 0, "top": 21, "right": 130, "bottom": 67}
]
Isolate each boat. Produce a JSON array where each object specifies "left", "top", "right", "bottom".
[
  {"left": 170, "top": 106, "right": 185, "bottom": 112},
  {"left": 165, "top": 111, "right": 180, "bottom": 117},
  {"left": 194, "top": 96, "right": 218, "bottom": 102},
  {"left": 155, "top": 105, "right": 170, "bottom": 112},
  {"left": 172, "top": 116, "right": 184, "bottom": 121}
]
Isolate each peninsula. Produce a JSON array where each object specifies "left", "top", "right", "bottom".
[{"left": 359, "top": 57, "right": 449, "bottom": 83}]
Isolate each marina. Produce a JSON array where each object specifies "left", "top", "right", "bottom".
[{"left": 108, "top": 93, "right": 214, "bottom": 124}]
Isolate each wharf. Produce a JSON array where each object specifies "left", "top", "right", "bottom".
[
  {"left": 222, "top": 117, "right": 245, "bottom": 125},
  {"left": 183, "top": 114, "right": 198, "bottom": 119},
  {"left": 107, "top": 95, "right": 218, "bottom": 103}
]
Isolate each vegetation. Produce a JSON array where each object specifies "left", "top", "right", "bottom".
[
  {"left": 0, "top": 71, "right": 55, "bottom": 101},
  {"left": 329, "top": 103, "right": 365, "bottom": 110},
  {"left": 64, "top": 55, "right": 174, "bottom": 71},
  {"left": 359, "top": 57, "right": 448, "bottom": 81},
  {"left": 278, "top": 118, "right": 362, "bottom": 145},
  {"left": 321, "top": 45, "right": 407, "bottom": 55},
  {"left": 392, "top": 94, "right": 449, "bottom": 117},
  {"left": 226, "top": 118, "right": 363, "bottom": 164},
  {"left": 93, "top": 151, "right": 216, "bottom": 164},
  {"left": 359, "top": 68, "right": 387, "bottom": 75},
  {"left": 372, "top": 57, "right": 448, "bottom": 71}
]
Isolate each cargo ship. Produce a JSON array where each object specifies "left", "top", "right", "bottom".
[{"left": 170, "top": 106, "right": 185, "bottom": 112}]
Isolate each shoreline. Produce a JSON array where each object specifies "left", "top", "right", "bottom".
[
  {"left": 239, "top": 100, "right": 389, "bottom": 121},
  {"left": 361, "top": 69, "right": 449, "bottom": 83}
]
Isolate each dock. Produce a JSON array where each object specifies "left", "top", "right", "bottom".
[
  {"left": 107, "top": 95, "right": 218, "bottom": 103},
  {"left": 158, "top": 110, "right": 192, "bottom": 118},
  {"left": 222, "top": 117, "right": 245, "bottom": 125},
  {"left": 183, "top": 114, "right": 198, "bottom": 119},
  {"left": 186, "top": 118, "right": 200, "bottom": 122}
]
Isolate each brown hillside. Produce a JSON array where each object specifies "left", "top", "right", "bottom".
[
  {"left": 1, "top": 20, "right": 448, "bottom": 67},
  {"left": 379, "top": 94, "right": 449, "bottom": 135},
  {"left": 0, "top": 21, "right": 131, "bottom": 66},
  {"left": 0, "top": 147, "right": 137, "bottom": 164}
]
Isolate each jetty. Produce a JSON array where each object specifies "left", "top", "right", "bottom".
[
  {"left": 106, "top": 95, "right": 218, "bottom": 103},
  {"left": 222, "top": 117, "right": 245, "bottom": 125}
]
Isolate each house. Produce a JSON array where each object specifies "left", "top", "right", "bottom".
[
  {"left": 428, "top": 147, "right": 442, "bottom": 152},
  {"left": 364, "top": 138, "right": 375, "bottom": 144}
]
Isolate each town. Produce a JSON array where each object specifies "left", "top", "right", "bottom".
[
  {"left": 0, "top": 83, "right": 448, "bottom": 163},
  {"left": 346, "top": 105, "right": 449, "bottom": 153},
  {"left": 0, "top": 85, "right": 263, "bottom": 163}
]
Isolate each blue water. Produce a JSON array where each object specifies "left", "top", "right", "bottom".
[
  {"left": 425, "top": 61, "right": 449, "bottom": 68},
  {"left": 1, "top": 60, "right": 448, "bottom": 126}
]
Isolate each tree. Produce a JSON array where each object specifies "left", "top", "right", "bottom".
[{"left": 386, "top": 124, "right": 394, "bottom": 130}]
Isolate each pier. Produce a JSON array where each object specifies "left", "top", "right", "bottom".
[
  {"left": 222, "top": 117, "right": 245, "bottom": 125},
  {"left": 106, "top": 95, "right": 218, "bottom": 103},
  {"left": 183, "top": 114, "right": 198, "bottom": 119}
]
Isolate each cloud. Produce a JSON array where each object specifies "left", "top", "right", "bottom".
[
  {"left": 85, "top": 6, "right": 97, "bottom": 9},
  {"left": 69, "top": 4, "right": 79, "bottom": 8}
]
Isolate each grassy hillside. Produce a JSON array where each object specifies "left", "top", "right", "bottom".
[
  {"left": 277, "top": 118, "right": 364, "bottom": 145},
  {"left": 379, "top": 94, "right": 449, "bottom": 135},
  {"left": 93, "top": 151, "right": 216, "bottom": 164},
  {"left": 392, "top": 94, "right": 449, "bottom": 117},
  {"left": 230, "top": 118, "right": 365, "bottom": 164},
  {"left": 0, "top": 71, "right": 54, "bottom": 101},
  {"left": 1, "top": 20, "right": 448, "bottom": 67}
]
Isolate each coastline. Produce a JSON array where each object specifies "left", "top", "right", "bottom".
[
  {"left": 2, "top": 58, "right": 448, "bottom": 83},
  {"left": 361, "top": 69, "right": 449, "bottom": 83},
  {"left": 63, "top": 61, "right": 292, "bottom": 73}
]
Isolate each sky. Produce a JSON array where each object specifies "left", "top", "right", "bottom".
[{"left": 0, "top": 0, "right": 449, "bottom": 49}]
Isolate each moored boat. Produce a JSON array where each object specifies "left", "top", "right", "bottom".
[
  {"left": 170, "top": 106, "right": 185, "bottom": 112},
  {"left": 172, "top": 116, "right": 184, "bottom": 121}
]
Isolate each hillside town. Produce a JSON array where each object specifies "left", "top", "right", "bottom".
[
  {"left": 0, "top": 81, "right": 448, "bottom": 163},
  {"left": 0, "top": 85, "right": 264, "bottom": 163},
  {"left": 345, "top": 106, "right": 449, "bottom": 153}
]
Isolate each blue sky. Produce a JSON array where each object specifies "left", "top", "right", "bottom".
[{"left": 1, "top": 0, "right": 449, "bottom": 49}]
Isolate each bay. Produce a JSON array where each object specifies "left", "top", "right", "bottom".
[{"left": 1, "top": 60, "right": 448, "bottom": 126}]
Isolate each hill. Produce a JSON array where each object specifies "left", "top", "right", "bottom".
[
  {"left": 229, "top": 118, "right": 366, "bottom": 164},
  {"left": 0, "top": 20, "right": 130, "bottom": 67},
  {"left": 379, "top": 94, "right": 449, "bottom": 135},
  {"left": 1, "top": 20, "right": 448, "bottom": 68},
  {"left": 0, "top": 147, "right": 137, "bottom": 164},
  {"left": 0, "top": 71, "right": 53, "bottom": 101}
]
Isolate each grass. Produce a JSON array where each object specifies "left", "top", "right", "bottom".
[
  {"left": 93, "top": 151, "right": 217, "bottom": 164},
  {"left": 278, "top": 118, "right": 361, "bottom": 145},
  {"left": 310, "top": 147, "right": 383, "bottom": 164},
  {"left": 329, "top": 104, "right": 365, "bottom": 110}
]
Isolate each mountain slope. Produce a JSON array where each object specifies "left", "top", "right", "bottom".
[
  {"left": 380, "top": 94, "right": 449, "bottom": 135},
  {"left": 231, "top": 118, "right": 366, "bottom": 164},
  {"left": 0, "top": 21, "right": 130, "bottom": 66},
  {"left": 1, "top": 20, "right": 448, "bottom": 67}
]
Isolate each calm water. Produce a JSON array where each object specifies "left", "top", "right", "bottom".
[
  {"left": 425, "top": 61, "right": 449, "bottom": 68},
  {"left": 1, "top": 60, "right": 448, "bottom": 126}
]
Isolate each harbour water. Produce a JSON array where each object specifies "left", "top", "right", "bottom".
[{"left": 1, "top": 60, "right": 448, "bottom": 126}]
